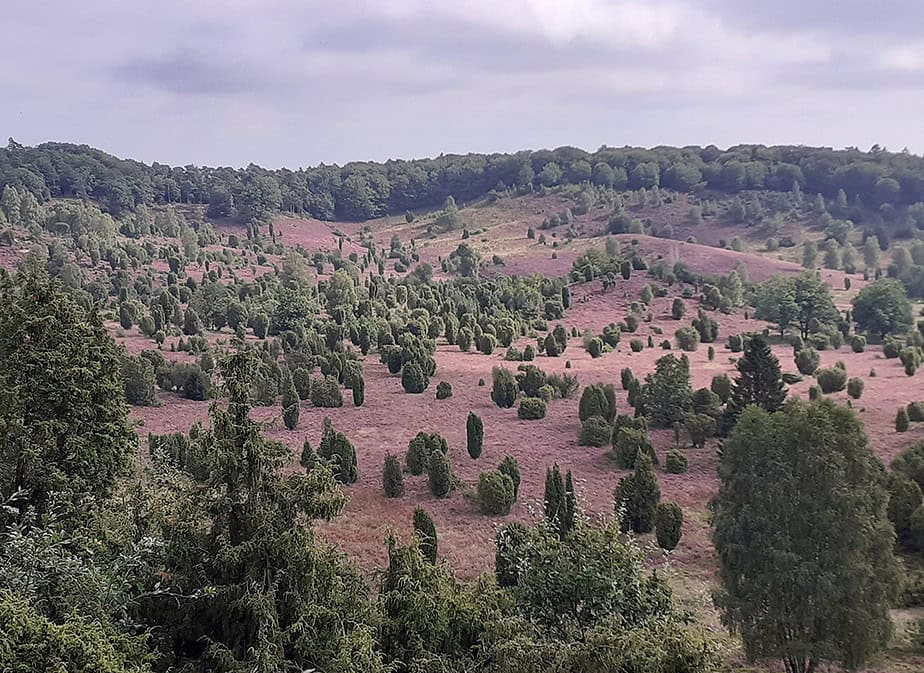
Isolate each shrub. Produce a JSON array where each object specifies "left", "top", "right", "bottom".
[
  {"left": 181, "top": 366, "right": 211, "bottom": 401},
  {"left": 522, "top": 344, "right": 536, "bottom": 360},
  {"left": 675, "top": 326, "right": 700, "bottom": 352},
  {"left": 121, "top": 355, "right": 157, "bottom": 406},
  {"left": 579, "top": 416, "right": 612, "bottom": 447},
  {"left": 318, "top": 420, "right": 359, "bottom": 484},
  {"left": 498, "top": 455, "right": 521, "bottom": 498},
  {"left": 883, "top": 338, "right": 901, "bottom": 359},
  {"left": 809, "top": 384, "right": 822, "bottom": 401},
  {"left": 518, "top": 397, "right": 547, "bottom": 420},
  {"left": 413, "top": 507, "right": 438, "bottom": 563},
  {"left": 401, "top": 362, "right": 428, "bottom": 393},
  {"left": 491, "top": 366, "right": 519, "bottom": 408},
  {"left": 611, "top": 426, "right": 656, "bottom": 469},
  {"left": 908, "top": 401, "right": 924, "bottom": 422},
  {"left": 478, "top": 471, "right": 515, "bottom": 515},
  {"left": 466, "top": 411, "right": 484, "bottom": 459},
  {"left": 847, "top": 377, "right": 864, "bottom": 399},
  {"left": 711, "top": 374, "right": 732, "bottom": 402},
  {"left": 851, "top": 335, "right": 867, "bottom": 353},
  {"left": 630, "top": 339, "right": 644, "bottom": 352},
  {"left": 427, "top": 450, "right": 453, "bottom": 497},
  {"left": 781, "top": 372, "right": 803, "bottom": 385},
  {"left": 727, "top": 334, "right": 744, "bottom": 353},
  {"left": 406, "top": 431, "right": 446, "bottom": 475},
  {"left": 299, "top": 440, "right": 316, "bottom": 470},
  {"left": 897, "top": 407, "right": 911, "bottom": 432},
  {"left": 352, "top": 374, "right": 365, "bottom": 406},
  {"left": 311, "top": 376, "right": 343, "bottom": 407},
  {"left": 586, "top": 336, "right": 604, "bottom": 358},
  {"left": 816, "top": 366, "right": 847, "bottom": 393},
  {"left": 579, "top": 384, "right": 610, "bottom": 422},
  {"left": 281, "top": 368, "right": 300, "bottom": 430},
  {"left": 614, "top": 456, "right": 661, "bottom": 533},
  {"left": 665, "top": 450, "right": 688, "bottom": 474},
  {"left": 547, "top": 373, "right": 579, "bottom": 399},
  {"left": 654, "top": 502, "right": 683, "bottom": 551},
  {"left": 292, "top": 367, "right": 312, "bottom": 400},
  {"left": 684, "top": 413, "right": 716, "bottom": 448},
  {"left": 435, "top": 380, "right": 452, "bottom": 400},
  {"left": 794, "top": 347, "right": 821, "bottom": 375},
  {"left": 383, "top": 454, "right": 404, "bottom": 498},
  {"left": 671, "top": 298, "right": 686, "bottom": 320},
  {"left": 478, "top": 333, "right": 497, "bottom": 355}
]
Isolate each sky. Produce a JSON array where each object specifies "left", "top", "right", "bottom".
[{"left": 3, "top": 0, "right": 923, "bottom": 168}]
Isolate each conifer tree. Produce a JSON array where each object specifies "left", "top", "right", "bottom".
[
  {"left": 413, "top": 507, "right": 438, "bottom": 563},
  {"left": 614, "top": 455, "right": 661, "bottom": 533},
  {"left": 721, "top": 336, "right": 786, "bottom": 434},
  {"left": 383, "top": 454, "right": 404, "bottom": 498},
  {"left": 466, "top": 411, "right": 484, "bottom": 459}
]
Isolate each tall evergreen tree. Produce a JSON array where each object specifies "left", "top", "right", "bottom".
[
  {"left": 721, "top": 336, "right": 786, "bottom": 435},
  {"left": 614, "top": 455, "right": 661, "bottom": 534},
  {"left": 466, "top": 411, "right": 483, "bottom": 459},
  {"left": 544, "top": 464, "right": 565, "bottom": 529},
  {"left": 0, "top": 268, "right": 135, "bottom": 525},
  {"left": 712, "top": 400, "right": 899, "bottom": 673},
  {"left": 281, "top": 366, "right": 300, "bottom": 430}
]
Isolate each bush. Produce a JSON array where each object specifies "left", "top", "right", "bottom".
[
  {"left": 498, "top": 455, "right": 521, "bottom": 499},
  {"left": 710, "top": 374, "right": 732, "bottom": 402},
  {"left": 427, "top": 451, "right": 453, "bottom": 497},
  {"left": 665, "top": 450, "right": 688, "bottom": 474},
  {"left": 547, "top": 372, "right": 579, "bottom": 399},
  {"left": 614, "top": 456, "right": 661, "bottom": 533},
  {"left": 352, "top": 374, "right": 365, "bottom": 406},
  {"left": 847, "top": 377, "right": 864, "bottom": 399},
  {"left": 675, "top": 326, "right": 700, "bottom": 352},
  {"left": 586, "top": 336, "right": 604, "bottom": 358},
  {"left": 897, "top": 407, "right": 910, "bottom": 432},
  {"left": 292, "top": 367, "right": 312, "bottom": 400},
  {"left": 611, "top": 426, "right": 656, "bottom": 469},
  {"left": 579, "top": 416, "right": 613, "bottom": 447},
  {"left": 181, "top": 366, "right": 211, "bottom": 401},
  {"left": 383, "top": 454, "right": 404, "bottom": 498},
  {"left": 489, "top": 367, "right": 518, "bottom": 408},
  {"left": 518, "top": 397, "right": 547, "bottom": 420},
  {"left": 908, "top": 401, "right": 924, "bottom": 422},
  {"left": 435, "top": 380, "right": 452, "bottom": 400},
  {"left": 478, "top": 471, "right": 515, "bottom": 515},
  {"left": 816, "top": 366, "right": 847, "bottom": 393},
  {"left": 413, "top": 507, "right": 438, "bottom": 563},
  {"left": 684, "top": 413, "right": 717, "bottom": 448},
  {"left": 851, "top": 335, "right": 867, "bottom": 353},
  {"left": 727, "top": 334, "right": 744, "bottom": 353},
  {"left": 522, "top": 344, "right": 536, "bottom": 360},
  {"left": 121, "top": 355, "right": 157, "bottom": 406},
  {"left": 311, "top": 376, "right": 343, "bottom": 407},
  {"left": 466, "top": 411, "right": 484, "bottom": 458},
  {"left": 401, "top": 362, "right": 428, "bottom": 393},
  {"left": 883, "top": 338, "right": 902, "bottom": 359},
  {"left": 654, "top": 502, "right": 683, "bottom": 551},
  {"left": 781, "top": 372, "right": 803, "bottom": 385},
  {"left": 809, "top": 384, "right": 822, "bottom": 401},
  {"left": 795, "top": 347, "right": 821, "bottom": 375},
  {"left": 579, "top": 384, "right": 609, "bottom": 422},
  {"left": 630, "top": 339, "right": 644, "bottom": 352}
]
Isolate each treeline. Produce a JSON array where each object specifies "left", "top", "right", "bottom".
[{"left": 3, "top": 138, "right": 924, "bottom": 222}]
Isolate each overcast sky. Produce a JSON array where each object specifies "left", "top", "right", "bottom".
[{"left": 3, "top": 0, "right": 923, "bottom": 167}]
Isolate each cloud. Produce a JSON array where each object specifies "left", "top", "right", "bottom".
[{"left": 0, "top": 0, "right": 921, "bottom": 167}]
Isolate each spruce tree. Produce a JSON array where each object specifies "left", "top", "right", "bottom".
[
  {"left": 722, "top": 336, "right": 786, "bottom": 434},
  {"left": 281, "top": 366, "right": 300, "bottom": 430},
  {"left": 639, "top": 354, "right": 693, "bottom": 427},
  {"left": 466, "top": 411, "right": 484, "bottom": 459},
  {"left": 413, "top": 507, "right": 438, "bottom": 563}
]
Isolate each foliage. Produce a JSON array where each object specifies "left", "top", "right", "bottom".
[
  {"left": 722, "top": 336, "right": 786, "bottom": 433},
  {"left": 639, "top": 354, "right": 692, "bottom": 427},
  {"left": 498, "top": 455, "right": 521, "bottom": 499},
  {"left": 614, "top": 456, "right": 660, "bottom": 534},
  {"left": 427, "top": 450, "right": 453, "bottom": 498},
  {"left": 852, "top": 278, "right": 914, "bottom": 336},
  {"left": 0, "top": 268, "right": 135, "bottom": 524},
  {"left": 466, "top": 411, "right": 484, "bottom": 459},
  {"left": 654, "top": 503, "right": 683, "bottom": 551},
  {"left": 310, "top": 375, "right": 343, "bottom": 407},
  {"left": 281, "top": 366, "right": 300, "bottom": 430},
  {"left": 435, "top": 380, "right": 452, "bottom": 400},
  {"left": 665, "top": 450, "right": 688, "bottom": 474},
  {"left": 847, "top": 377, "right": 864, "bottom": 399},
  {"left": 412, "top": 507, "right": 438, "bottom": 564},
  {"left": 611, "top": 426, "right": 656, "bottom": 469},
  {"left": 579, "top": 416, "right": 612, "bottom": 447},
  {"left": 816, "top": 366, "right": 848, "bottom": 393},
  {"left": 491, "top": 366, "right": 519, "bottom": 408},
  {"left": 794, "top": 347, "right": 820, "bottom": 375},
  {"left": 383, "top": 454, "right": 404, "bottom": 498},
  {"left": 543, "top": 465, "right": 576, "bottom": 538},
  {"left": 477, "top": 471, "right": 515, "bottom": 515},
  {"left": 401, "top": 361, "right": 428, "bottom": 393},
  {"left": 712, "top": 400, "right": 900, "bottom": 673}
]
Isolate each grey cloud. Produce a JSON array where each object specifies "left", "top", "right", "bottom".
[{"left": 111, "top": 51, "right": 269, "bottom": 96}]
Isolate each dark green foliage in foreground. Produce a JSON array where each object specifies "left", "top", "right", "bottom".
[
  {"left": 712, "top": 400, "right": 900, "bottom": 673},
  {"left": 0, "top": 268, "right": 135, "bottom": 525}
]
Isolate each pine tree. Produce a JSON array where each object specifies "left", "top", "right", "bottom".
[
  {"left": 281, "top": 366, "right": 300, "bottom": 430},
  {"left": 639, "top": 354, "right": 693, "bottom": 427},
  {"left": 721, "top": 336, "right": 786, "bottom": 434},
  {"left": 413, "top": 507, "right": 438, "bottom": 563},
  {"left": 614, "top": 455, "right": 661, "bottom": 533},
  {"left": 466, "top": 411, "right": 484, "bottom": 459}
]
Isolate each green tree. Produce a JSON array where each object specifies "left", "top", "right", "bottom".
[
  {"left": 491, "top": 366, "right": 518, "bottom": 408},
  {"left": 466, "top": 411, "right": 483, "bottom": 459},
  {"left": 639, "top": 354, "right": 692, "bottom": 427},
  {"left": 721, "top": 336, "right": 787, "bottom": 434},
  {"left": 383, "top": 454, "right": 404, "bottom": 498},
  {"left": 121, "top": 354, "right": 157, "bottom": 406},
  {"left": 614, "top": 455, "right": 661, "bottom": 533},
  {"left": 0, "top": 269, "right": 135, "bottom": 524},
  {"left": 427, "top": 451, "right": 452, "bottom": 498},
  {"left": 401, "top": 361, "right": 428, "bottom": 394},
  {"left": 412, "top": 507, "right": 438, "bottom": 563},
  {"left": 477, "top": 471, "right": 515, "bottom": 515},
  {"left": 352, "top": 372, "right": 365, "bottom": 407},
  {"left": 654, "top": 502, "right": 683, "bottom": 551},
  {"left": 712, "top": 400, "right": 900, "bottom": 673},
  {"left": 498, "top": 455, "right": 521, "bottom": 499},
  {"left": 851, "top": 278, "right": 914, "bottom": 337}
]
